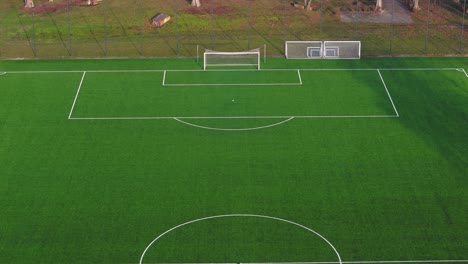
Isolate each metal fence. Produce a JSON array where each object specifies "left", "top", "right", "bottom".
[{"left": 0, "top": 0, "right": 466, "bottom": 59}]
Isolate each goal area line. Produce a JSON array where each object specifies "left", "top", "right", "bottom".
[{"left": 162, "top": 70, "right": 303, "bottom": 86}]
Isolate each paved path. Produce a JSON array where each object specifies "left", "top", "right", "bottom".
[{"left": 341, "top": 0, "right": 413, "bottom": 24}]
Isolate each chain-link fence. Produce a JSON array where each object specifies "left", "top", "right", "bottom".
[{"left": 0, "top": 0, "right": 466, "bottom": 59}]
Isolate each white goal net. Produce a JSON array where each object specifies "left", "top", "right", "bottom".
[
  {"left": 285, "top": 41, "right": 323, "bottom": 59},
  {"left": 285, "top": 41, "right": 361, "bottom": 59},
  {"left": 204, "top": 48, "right": 261, "bottom": 70},
  {"left": 323, "top": 41, "right": 361, "bottom": 59}
]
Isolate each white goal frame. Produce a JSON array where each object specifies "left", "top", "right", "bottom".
[
  {"left": 323, "top": 41, "right": 361, "bottom": 59},
  {"left": 285, "top": 41, "right": 323, "bottom": 59},
  {"left": 285, "top": 41, "right": 361, "bottom": 59},
  {"left": 203, "top": 49, "right": 261, "bottom": 70}
]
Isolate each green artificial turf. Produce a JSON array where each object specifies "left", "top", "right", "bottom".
[{"left": 0, "top": 57, "right": 467, "bottom": 264}]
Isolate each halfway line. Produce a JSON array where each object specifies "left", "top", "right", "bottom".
[{"left": 144, "top": 260, "right": 468, "bottom": 264}]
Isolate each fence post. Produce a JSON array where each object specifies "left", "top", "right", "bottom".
[
  {"left": 390, "top": 0, "right": 395, "bottom": 54},
  {"left": 103, "top": 0, "right": 107, "bottom": 56},
  {"left": 320, "top": 0, "right": 323, "bottom": 38},
  {"left": 425, "top": 0, "right": 430, "bottom": 54},
  {"left": 176, "top": 1, "right": 179, "bottom": 56},
  {"left": 32, "top": 8, "right": 37, "bottom": 57},
  {"left": 139, "top": 0, "right": 143, "bottom": 55},
  {"left": 211, "top": 0, "right": 214, "bottom": 50},
  {"left": 461, "top": 0, "right": 466, "bottom": 54},
  {"left": 67, "top": 0, "right": 71, "bottom": 56}
]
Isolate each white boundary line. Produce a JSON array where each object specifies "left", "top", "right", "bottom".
[
  {"left": 321, "top": 261, "right": 468, "bottom": 264},
  {"left": 68, "top": 71, "right": 86, "bottom": 120},
  {"left": 3, "top": 68, "right": 464, "bottom": 74},
  {"left": 297, "top": 69, "right": 303, "bottom": 85},
  {"left": 148, "top": 261, "right": 468, "bottom": 264},
  {"left": 69, "top": 115, "right": 398, "bottom": 120},
  {"left": 139, "top": 214, "right": 342, "bottom": 264},
  {"left": 377, "top": 69, "right": 400, "bottom": 117},
  {"left": 173, "top": 117, "right": 295, "bottom": 131},
  {"left": 162, "top": 70, "right": 167, "bottom": 86}
]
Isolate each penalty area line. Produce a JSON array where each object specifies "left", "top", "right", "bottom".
[
  {"left": 297, "top": 69, "right": 303, "bottom": 85},
  {"left": 460, "top": 68, "right": 468, "bottom": 78},
  {"left": 377, "top": 69, "right": 399, "bottom": 117},
  {"left": 68, "top": 71, "right": 86, "bottom": 120}
]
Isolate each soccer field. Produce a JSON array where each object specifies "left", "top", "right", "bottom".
[{"left": 0, "top": 57, "right": 467, "bottom": 264}]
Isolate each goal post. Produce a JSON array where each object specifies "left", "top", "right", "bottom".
[
  {"left": 203, "top": 48, "right": 261, "bottom": 70},
  {"left": 285, "top": 41, "right": 361, "bottom": 59}
]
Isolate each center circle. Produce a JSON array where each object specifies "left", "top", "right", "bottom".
[{"left": 139, "top": 214, "right": 342, "bottom": 264}]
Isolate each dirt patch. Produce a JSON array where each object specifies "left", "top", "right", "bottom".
[
  {"left": 24, "top": 0, "right": 87, "bottom": 14},
  {"left": 184, "top": 0, "right": 236, "bottom": 15},
  {"left": 341, "top": 0, "right": 413, "bottom": 23}
]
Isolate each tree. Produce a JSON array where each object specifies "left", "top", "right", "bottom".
[
  {"left": 304, "top": 0, "right": 312, "bottom": 9},
  {"left": 408, "top": 0, "right": 420, "bottom": 11},
  {"left": 376, "top": 0, "right": 383, "bottom": 10},
  {"left": 192, "top": 0, "right": 201, "bottom": 8},
  {"left": 24, "top": 0, "right": 34, "bottom": 8}
]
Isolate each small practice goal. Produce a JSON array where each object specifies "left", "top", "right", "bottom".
[
  {"left": 285, "top": 41, "right": 361, "bottom": 59},
  {"left": 204, "top": 48, "right": 261, "bottom": 70}
]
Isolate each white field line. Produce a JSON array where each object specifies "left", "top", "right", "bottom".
[
  {"left": 3, "top": 68, "right": 463, "bottom": 74},
  {"left": 148, "top": 261, "right": 468, "bottom": 264},
  {"left": 139, "top": 214, "right": 342, "bottom": 264},
  {"left": 163, "top": 70, "right": 301, "bottom": 86},
  {"left": 69, "top": 115, "right": 397, "bottom": 120},
  {"left": 0, "top": 72, "right": 7, "bottom": 75},
  {"left": 297, "top": 69, "right": 303, "bottom": 84},
  {"left": 173, "top": 117, "right": 294, "bottom": 131},
  {"left": 377, "top": 69, "right": 400, "bottom": 117},
  {"left": 163, "top": 83, "right": 302, "bottom": 86},
  {"left": 68, "top": 71, "right": 86, "bottom": 119},
  {"left": 460, "top": 68, "right": 468, "bottom": 78}
]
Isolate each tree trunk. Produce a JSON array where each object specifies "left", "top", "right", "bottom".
[
  {"left": 376, "top": 0, "right": 383, "bottom": 10},
  {"left": 305, "top": 0, "right": 312, "bottom": 9},
  {"left": 192, "top": 0, "right": 201, "bottom": 8},
  {"left": 410, "top": 0, "right": 421, "bottom": 11},
  {"left": 24, "top": 0, "right": 34, "bottom": 8}
]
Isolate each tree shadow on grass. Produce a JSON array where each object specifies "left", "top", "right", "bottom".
[{"left": 377, "top": 66, "right": 468, "bottom": 175}]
